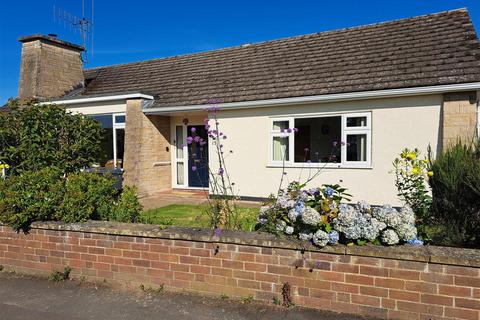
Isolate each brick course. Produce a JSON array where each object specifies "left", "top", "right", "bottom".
[{"left": 0, "top": 222, "right": 478, "bottom": 320}]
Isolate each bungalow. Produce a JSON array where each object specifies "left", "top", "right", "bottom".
[{"left": 14, "top": 9, "right": 480, "bottom": 205}]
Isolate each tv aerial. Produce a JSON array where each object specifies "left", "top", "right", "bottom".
[{"left": 53, "top": 0, "right": 94, "bottom": 63}]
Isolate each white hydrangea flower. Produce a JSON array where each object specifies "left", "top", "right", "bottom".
[
  {"left": 355, "top": 201, "right": 371, "bottom": 213},
  {"left": 371, "top": 218, "right": 387, "bottom": 232},
  {"left": 259, "top": 206, "right": 270, "bottom": 215},
  {"left": 299, "top": 232, "right": 313, "bottom": 241},
  {"left": 312, "top": 230, "right": 329, "bottom": 247},
  {"left": 288, "top": 209, "right": 299, "bottom": 221},
  {"left": 381, "top": 229, "right": 400, "bottom": 245},
  {"left": 276, "top": 220, "right": 286, "bottom": 232},
  {"left": 399, "top": 206, "right": 416, "bottom": 225},
  {"left": 396, "top": 223, "right": 417, "bottom": 241},
  {"left": 301, "top": 207, "right": 321, "bottom": 226},
  {"left": 285, "top": 226, "right": 294, "bottom": 235}
]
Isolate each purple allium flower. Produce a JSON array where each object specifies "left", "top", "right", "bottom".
[
  {"left": 280, "top": 128, "right": 285, "bottom": 133},
  {"left": 287, "top": 128, "right": 292, "bottom": 133},
  {"left": 186, "top": 136, "right": 194, "bottom": 144},
  {"left": 194, "top": 136, "right": 201, "bottom": 143},
  {"left": 293, "top": 128, "right": 299, "bottom": 133},
  {"left": 191, "top": 166, "right": 197, "bottom": 172},
  {"left": 214, "top": 228, "right": 222, "bottom": 237},
  {"left": 341, "top": 141, "right": 346, "bottom": 146},
  {"left": 191, "top": 127, "right": 196, "bottom": 133},
  {"left": 218, "top": 168, "right": 224, "bottom": 175}
]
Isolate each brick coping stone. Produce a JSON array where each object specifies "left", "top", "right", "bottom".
[{"left": 28, "top": 221, "right": 480, "bottom": 268}]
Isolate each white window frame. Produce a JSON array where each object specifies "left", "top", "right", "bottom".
[
  {"left": 269, "top": 118, "right": 293, "bottom": 166},
  {"left": 268, "top": 112, "right": 372, "bottom": 168},
  {"left": 112, "top": 113, "right": 125, "bottom": 169}
]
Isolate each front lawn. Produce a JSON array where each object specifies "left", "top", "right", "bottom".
[{"left": 141, "top": 204, "right": 258, "bottom": 231}]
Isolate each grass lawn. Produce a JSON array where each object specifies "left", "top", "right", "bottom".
[{"left": 140, "top": 204, "right": 259, "bottom": 231}]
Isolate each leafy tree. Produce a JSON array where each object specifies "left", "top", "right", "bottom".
[{"left": 0, "top": 99, "right": 102, "bottom": 174}]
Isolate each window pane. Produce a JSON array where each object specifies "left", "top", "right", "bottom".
[
  {"left": 90, "top": 115, "right": 113, "bottom": 167},
  {"left": 294, "top": 117, "right": 341, "bottom": 163},
  {"left": 115, "top": 128, "right": 125, "bottom": 168},
  {"left": 176, "top": 162, "right": 185, "bottom": 185},
  {"left": 273, "top": 121, "right": 289, "bottom": 131},
  {"left": 114, "top": 115, "right": 125, "bottom": 124},
  {"left": 91, "top": 115, "right": 113, "bottom": 128},
  {"left": 176, "top": 126, "right": 184, "bottom": 158},
  {"left": 346, "top": 116, "right": 367, "bottom": 127},
  {"left": 347, "top": 134, "right": 367, "bottom": 161},
  {"left": 273, "top": 137, "right": 289, "bottom": 161}
]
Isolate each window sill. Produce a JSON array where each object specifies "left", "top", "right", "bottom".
[{"left": 266, "top": 163, "right": 373, "bottom": 169}]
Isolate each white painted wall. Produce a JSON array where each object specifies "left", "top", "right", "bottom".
[
  {"left": 209, "top": 94, "right": 442, "bottom": 205},
  {"left": 65, "top": 100, "right": 126, "bottom": 115}
]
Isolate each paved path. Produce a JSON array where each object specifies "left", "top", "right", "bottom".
[{"left": 0, "top": 273, "right": 371, "bottom": 320}]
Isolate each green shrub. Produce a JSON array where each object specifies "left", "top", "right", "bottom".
[
  {"left": 0, "top": 168, "right": 64, "bottom": 231},
  {"left": 0, "top": 169, "right": 142, "bottom": 231},
  {"left": 0, "top": 99, "right": 102, "bottom": 174},
  {"left": 57, "top": 172, "right": 117, "bottom": 223},
  {"left": 428, "top": 141, "right": 480, "bottom": 247},
  {"left": 109, "top": 186, "right": 142, "bottom": 222}
]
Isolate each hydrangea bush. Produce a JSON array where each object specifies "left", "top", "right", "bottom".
[{"left": 257, "top": 182, "right": 423, "bottom": 247}]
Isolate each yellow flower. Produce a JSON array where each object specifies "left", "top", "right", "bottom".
[
  {"left": 422, "top": 159, "right": 429, "bottom": 164},
  {"left": 427, "top": 171, "right": 434, "bottom": 177},
  {"left": 412, "top": 167, "right": 421, "bottom": 175},
  {"left": 0, "top": 164, "right": 9, "bottom": 169},
  {"left": 407, "top": 152, "right": 417, "bottom": 160}
]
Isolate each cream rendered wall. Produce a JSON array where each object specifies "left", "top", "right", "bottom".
[
  {"left": 65, "top": 100, "right": 126, "bottom": 115},
  {"left": 211, "top": 94, "right": 442, "bottom": 205}
]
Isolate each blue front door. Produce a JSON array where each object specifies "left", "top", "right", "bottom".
[{"left": 187, "top": 125, "right": 209, "bottom": 188}]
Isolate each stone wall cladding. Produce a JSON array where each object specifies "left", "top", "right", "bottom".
[
  {"left": 18, "top": 40, "right": 84, "bottom": 100},
  {"left": 124, "top": 99, "right": 171, "bottom": 196},
  {"left": 0, "top": 221, "right": 479, "bottom": 320},
  {"left": 442, "top": 92, "right": 478, "bottom": 150}
]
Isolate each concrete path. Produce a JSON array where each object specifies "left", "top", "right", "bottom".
[{"left": 0, "top": 273, "right": 372, "bottom": 320}]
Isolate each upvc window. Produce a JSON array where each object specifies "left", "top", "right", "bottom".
[
  {"left": 90, "top": 113, "right": 125, "bottom": 169},
  {"left": 269, "top": 112, "right": 371, "bottom": 167}
]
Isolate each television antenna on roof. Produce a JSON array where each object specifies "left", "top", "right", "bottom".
[{"left": 53, "top": 0, "right": 94, "bottom": 63}]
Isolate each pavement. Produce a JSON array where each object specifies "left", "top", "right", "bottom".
[{"left": 0, "top": 273, "right": 372, "bottom": 320}]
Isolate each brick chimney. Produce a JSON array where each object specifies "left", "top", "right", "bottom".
[{"left": 17, "top": 34, "right": 84, "bottom": 100}]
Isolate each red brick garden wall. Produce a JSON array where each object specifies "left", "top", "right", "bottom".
[{"left": 0, "top": 222, "right": 479, "bottom": 320}]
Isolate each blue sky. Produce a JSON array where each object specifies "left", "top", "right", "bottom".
[{"left": 1, "top": 0, "right": 479, "bottom": 104}]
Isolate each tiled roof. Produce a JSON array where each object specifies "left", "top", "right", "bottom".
[{"left": 80, "top": 9, "right": 480, "bottom": 108}]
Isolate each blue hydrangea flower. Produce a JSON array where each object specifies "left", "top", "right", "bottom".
[
  {"left": 324, "top": 187, "right": 334, "bottom": 198},
  {"left": 328, "top": 230, "right": 339, "bottom": 245},
  {"left": 406, "top": 237, "right": 424, "bottom": 246}
]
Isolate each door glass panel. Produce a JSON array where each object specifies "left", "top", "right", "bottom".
[
  {"left": 273, "top": 137, "right": 289, "bottom": 161},
  {"left": 347, "top": 134, "right": 367, "bottom": 161},
  {"left": 176, "top": 162, "right": 184, "bottom": 185},
  {"left": 176, "top": 126, "right": 184, "bottom": 159}
]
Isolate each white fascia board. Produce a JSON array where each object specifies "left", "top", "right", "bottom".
[
  {"left": 43, "top": 93, "right": 154, "bottom": 105},
  {"left": 143, "top": 82, "right": 480, "bottom": 114}
]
